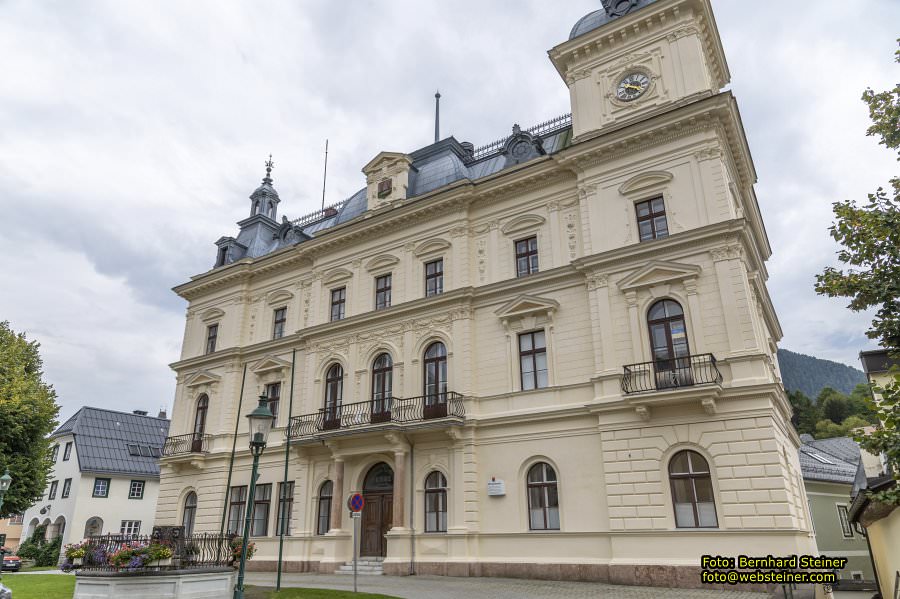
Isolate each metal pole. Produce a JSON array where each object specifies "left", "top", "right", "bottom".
[
  {"left": 321, "top": 139, "right": 329, "bottom": 211},
  {"left": 353, "top": 514, "right": 358, "bottom": 593},
  {"left": 233, "top": 449, "right": 261, "bottom": 599},
  {"left": 434, "top": 91, "right": 441, "bottom": 143},
  {"left": 221, "top": 364, "right": 248, "bottom": 535},
  {"left": 276, "top": 348, "right": 297, "bottom": 591}
]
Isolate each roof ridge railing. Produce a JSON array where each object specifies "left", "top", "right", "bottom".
[
  {"left": 471, "top": 113, "right": 572, "bottom": 161},
  {"left": 290, "top": 199, "right": 349, "bottom": 228}
]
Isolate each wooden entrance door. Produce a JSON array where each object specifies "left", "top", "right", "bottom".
[{"left": 360, "top": 462, "right": 394, "bottom": 557}]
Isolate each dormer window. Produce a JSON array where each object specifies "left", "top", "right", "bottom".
[
  {"left": 377, "top": 178, "right": 392, "bottom": 198},
  {"left": 216, "top": 246, "right": 228, "bottom": 267}
]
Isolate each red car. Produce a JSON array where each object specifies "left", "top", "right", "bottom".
[{"left": 0, "top": 554, "right": 20, "bottom": 572}]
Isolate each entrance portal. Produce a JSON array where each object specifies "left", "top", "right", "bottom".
[{"left": 360, "top": 462, "right": 393, "bottom": 557}]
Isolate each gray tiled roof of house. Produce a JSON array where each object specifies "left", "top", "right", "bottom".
[
  {"left": 798, "top": 436, "right": 861, "bottom": 485},
  {"left": 214, "top": 118, "right": 573, "bottom": 268},
  {"left": 52, "top": 407, "right": 170, "bottom": 478}
]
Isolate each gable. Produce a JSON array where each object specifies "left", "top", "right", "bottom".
[
  {"left": 495, "top": 294, "right": 560, "bottom": 320},
  {"left": 616, "top": 260, "right": 700, "bottom": 292},
  {"left": 251, "top": 355, "right": 292, "bottom": 375},
  {"left": 184, "top": 370, "right": 222, "bottom": 388}
]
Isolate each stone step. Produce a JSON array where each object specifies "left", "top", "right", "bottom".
[
  {"left": 338, "top": 564, "right": 383, "bottom": 571},
  {"left": 336, "top": 569, "right": 383, "bottom": 576}
]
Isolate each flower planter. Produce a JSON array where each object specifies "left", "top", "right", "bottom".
[
  {"left": 147, "top": 557, "right": 172, "bottom": 567},
  {"left": 72, "top": 558, "right": 83, "bottom": 566}
]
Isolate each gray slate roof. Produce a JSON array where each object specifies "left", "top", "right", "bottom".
[
  {"left": 569, "top": 0, "right": 661, "bottom": 40},
  {"left": 53, "top": 407, "right": 170, "bottom": 478},
  {"left": 798, "top": 436, "right": 863, "bottom": 485}
]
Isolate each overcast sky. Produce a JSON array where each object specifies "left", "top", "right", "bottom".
[{"left": 1, "top": 0, "right": 898, "bottom": 422}]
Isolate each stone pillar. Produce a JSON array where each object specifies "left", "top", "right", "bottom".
[
  {"left": 392, "top": 450, "right": 406, "bottom": 528},
  {"left": 331, "top": 458, "right": 344, "bottom": 531}
]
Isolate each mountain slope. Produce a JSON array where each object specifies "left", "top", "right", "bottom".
[{"left": 777, "top": 348, "right": 867, "bottom": 399}]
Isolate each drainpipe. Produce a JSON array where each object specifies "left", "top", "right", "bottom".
[
  {"left": 220, "top": 364, "right": 248, "bottom": 535},
  {"left": 276, "top": 348, "right": 297, "bottom": 591},
  {"left": 409, "top": 441, "right": 416, "bottom": 576}
]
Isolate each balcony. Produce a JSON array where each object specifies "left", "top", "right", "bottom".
[
  {"left": 162, "top": 432, "right": 211, "bottom": 456},
  {"left": 286, "top": 391, "right": 465, "bottom": 441},
  {"left": 622, "top": 353, "right": 722, "bottom": 394}
]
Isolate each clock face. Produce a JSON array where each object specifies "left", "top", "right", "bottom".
[{"left": 616, "top": 72, "right": 650, "bottom": 102}]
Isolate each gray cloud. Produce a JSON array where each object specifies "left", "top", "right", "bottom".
[{"left": 1, "top": 0, "right": 897, "bottom": 422}]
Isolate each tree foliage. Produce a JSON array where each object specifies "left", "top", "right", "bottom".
[
  {"left": 789, "top": 384, "right": 879, "bottom": 439},
  {"left": 0, "top": 321, "right": 60, "bottom": 517}
]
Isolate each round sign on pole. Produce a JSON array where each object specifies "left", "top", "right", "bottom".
[{"left": 347, "top": 492, "right": 365, "bottom": 513}]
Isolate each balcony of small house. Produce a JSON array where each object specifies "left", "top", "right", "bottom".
[
  {"left": 619, "top": 353, "right": 723, "bottom": 416},
  {"left": 285, "top": 391, "right": 466, "bottom": 444},
  {"left": 161, "top": 433, "right": 213, "bottom": 469}
]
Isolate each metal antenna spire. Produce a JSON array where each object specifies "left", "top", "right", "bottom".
[
  {"left": 434, "top": 90, "right": 441, "bottom": 143},
  {"left": 263, "top": 154, "right": 274, "bottom": 184},
  {"left": 321, "top": 140, "right": 329, "bottom": 210}
]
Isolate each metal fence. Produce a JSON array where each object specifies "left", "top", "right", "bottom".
[
  {"left": 72, "top": 533, "right": 235, "bottom": 572},
  {"left": 621, "top": 354, "right": 722, "bottom": 394},
  {"left": 162, "top": 433, "right": 211, "bottom": 456}
]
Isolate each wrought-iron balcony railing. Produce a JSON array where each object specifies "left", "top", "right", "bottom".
[
  {"left": 286, "top": 391, "right": 465, "bottom": 440},
  {"left": 162, "top": 432, "right": 212, "bottom": 456},
  {"left": 622, "top": 353, "right": 722, "bottom": 394}
]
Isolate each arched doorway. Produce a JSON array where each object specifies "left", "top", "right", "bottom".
[
  {"left": 84, "top": 517, "right": 103, "bottom": 538},
  {"left": 361, "top": 462, "right": 393, "bottom": 557}
]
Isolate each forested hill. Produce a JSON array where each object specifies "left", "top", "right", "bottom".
[{"left": 777, "top": 348, "right": 867, "bottom": 399}]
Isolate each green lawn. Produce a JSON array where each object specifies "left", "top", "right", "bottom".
[
  {"left": 20, "top": 566, "right": 58, "bottom": 572},
  {"left": 247, "top": 587, "right": 399, "bottom": 599},
  {"left": 2, "top": 574, "right": 75, "bottom": 599}
]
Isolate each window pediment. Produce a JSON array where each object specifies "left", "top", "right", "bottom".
[
  {"left": 200, "top": 308, "right": 225, "bottom": 323},
  {"left": 500, "top": 214, "right": 546, "bottom": 236},
  {"left": 616, "top": 260, "right": 700, "bottom": 292},
  {"left": 618, "top": 170, "right": 673, "bottom": 196},
  {"left": 251, "top": 355, "right": 292, "bottom": 376},
  {"left": 185, "top": 370, "right": 221, "bottom": 388},
  {"left": 266, "top": 289, "right": 294, "bottom": 305},
  {"left": 364, "top": 254, "right": 400, "bottom": 272},
  {"left": 495, "top": 294, "right": 560, "bottom": 321},
  {"left": 323, "top": 267, "right": 353, "bottom": 285},
  {"left": 414, "top": 238, "right": 451, "bottom": 257}
]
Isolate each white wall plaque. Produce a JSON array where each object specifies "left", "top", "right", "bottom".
[{"left": 487, "top": 479, "right": 506, "bottom": 496}]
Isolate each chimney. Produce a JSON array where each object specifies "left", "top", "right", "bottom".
[
  {"left": 158, "top": 409, "right": 167, "bottom": 419},
  {"left": 133, "top": 410, "right": 148, "bottom": 416}
]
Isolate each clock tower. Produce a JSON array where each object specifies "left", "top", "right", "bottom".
[{"left": 549, "top": 0, "right": 730, "bottom": 139}]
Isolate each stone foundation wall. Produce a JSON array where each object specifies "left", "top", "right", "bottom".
[{"left": 74, "top": 569, "right": 234, "bottom": 599}]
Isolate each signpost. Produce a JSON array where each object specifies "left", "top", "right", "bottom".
[{"left": 347, "top": 493, "right": 365, "bottom": 594}]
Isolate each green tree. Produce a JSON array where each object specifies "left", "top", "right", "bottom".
[
  {"left": 0, "top": 321, "right": 60, "bottom": 516},
  {"left": 815, "top": 415, "right": 872, "bottom": 440},
  {"left": 847, "top": 382, "right": 880, "bottom": 423},
  {"left": 788, "top": 390, "right": 821, "bottom": 436},
  {"left": 820, "top": 391, "right": 852, "bottom": 424}
]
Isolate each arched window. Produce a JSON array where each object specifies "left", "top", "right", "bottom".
[
  {"left": 317, "top": 480, "right": 333, "bottom": 535},
  {"left": 424, "top": 471, "right": 447, "bottom": 533},
  {"left": 668, "top": 450, "right": 717, "bottom": 528},
  {"left": 192, "top": 395, "right": 209, "bottom": 452},
  {"left": 423, "top": 342, "right": 448, "bottom": 418},
  {"left": 371, "top": 353, "right": 393, "bottom": 423},
  {"left": 323, "top": 364, "right": 343, "bottom": 430},
  {"left": 182, "top": 491, "right": 197, "bottom": 535},
  {"left": 526, "top": 462, "right": 559, "bottom": 530},
  {"left": 648, "top": 299, "right": 692, "bottom": 387}
]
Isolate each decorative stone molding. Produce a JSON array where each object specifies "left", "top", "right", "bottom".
[
  {"left": 710, "top": 245, "right": 742, "bottom": 262},
  {"left": 635, "top": 406, "right": 650, "bottom": 421},
  {"left": 265, "top": 289, "right": 293, "bottom": 306},
  {"left": 616, "top": 260, "right": 701, "bottom": 292},
  {"left": 701, "top": 398, "right": 717, "bottom": 415},
  {"left": 495, "top": 294, "right": 559, "bottom": 332},
  {"left": 586, "top": 273, "right": 609, "bottom": 291},
  {"left": 413, "top": 238, "right": 451, "bottom": 257},
  {"left": 617, "top": 170, "right": 673, "bottom": 196},
  {"left": 500, "top": 214, "right": 546, "bottom": 236},
  {"left": 322, "top": 267, "right": 353, "bottom": 285},
  {"left": 364, "top": 254, "right": 400, "bottom": 273},
  {"left": 200, "top": 308, "right": 225, "bottom": 323},
  {"left": 184, "top": 370, "right": 221, "bottom": 391}
]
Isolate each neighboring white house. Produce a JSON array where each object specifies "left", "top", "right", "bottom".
[{"left": 22, "top": 407, "right": 170, "bottom": 547}]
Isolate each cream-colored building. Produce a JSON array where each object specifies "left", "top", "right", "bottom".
[{"left": 156, "top": 0, "right": 817, "bottom": 589}]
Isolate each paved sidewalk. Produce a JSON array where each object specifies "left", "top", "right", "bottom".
[{"left": 244, "top": 572, "right": 768, "bottom": 598}]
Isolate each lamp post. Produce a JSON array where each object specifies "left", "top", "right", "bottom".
[
  {"left": 233, "top": 396, "right": 274, "bottom": 599},
  {"left": 0, "top": 469, "right": 11, "bottom": 515}
]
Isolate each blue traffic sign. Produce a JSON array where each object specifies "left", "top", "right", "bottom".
[{"left": 348, "top": 493, "right": 365, "bottom": 512}]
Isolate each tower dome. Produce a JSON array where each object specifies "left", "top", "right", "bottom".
[{"left": 569, "top": 0, "right": 660, "bottom": 40}]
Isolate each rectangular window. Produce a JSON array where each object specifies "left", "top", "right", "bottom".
[
  {"left": 48, "top": 480, "right": 58, "bottom": 500},
  {"left": 120, "top": 520, "right": 141, "bottom": 536},
  {"left": 375, "top": 274, "right": 392, "bottom": 310},
  {"left": 251, "top": 483, "right": 272, "bottom": 537},
  {"left": 837, "top": 504, "right": 853, "bottom": 538},
  {"left": 61, "top": 478, "right": 72, "bottom": 498},
  {"left": 519, "top": 331, "right": 548, "bottom": 390},
  {"left": 635, "top": 197, "right": 669, "bottom": 242},
  {"left": 129, "top": 480, "right": 145, "bottom": 500},
  {"left": 50, "top": 445, "right": 59, "bottom": 463},
  {"left": 93, "top": 478, "right": 110, "bottom": 498},
  {"left": 272, "top": 307, "right": 287, "bottom": 339},
  {"left": 63, "top": 442, "right": 72, "bottom": 461},
  {"left": 206, "top": 324, "right": 219, "bottom": 354},
  {"left": 277, "top": 481, "right": 294, "bottom": 536},
  {"left": 227, "top": 486, "right": 248, "bottom": 535},
  {"left": 377, "top": 178, "right": 392, "bottom": 198},
  {"left": 8, "top": 513, "right": 24, "bottom": 525},
  {"left": 425, "top": 259, "right": 444, "bottom": 297},
  {"left": 330, "top": 287, "right": 346, "bottom": 322},
  {"left": 515, "top": 236, "right": 539, "bottom": 277},
  {"left": 265, "top": 382, "right": 281, "bottom": 420}
]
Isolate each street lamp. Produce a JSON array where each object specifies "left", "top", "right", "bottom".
[
  {"left": 233, "top": 396, "right": 275, "bottom": 599},
  {"left": 0, "top": 469, "right": 11, "bottom": 515}
]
